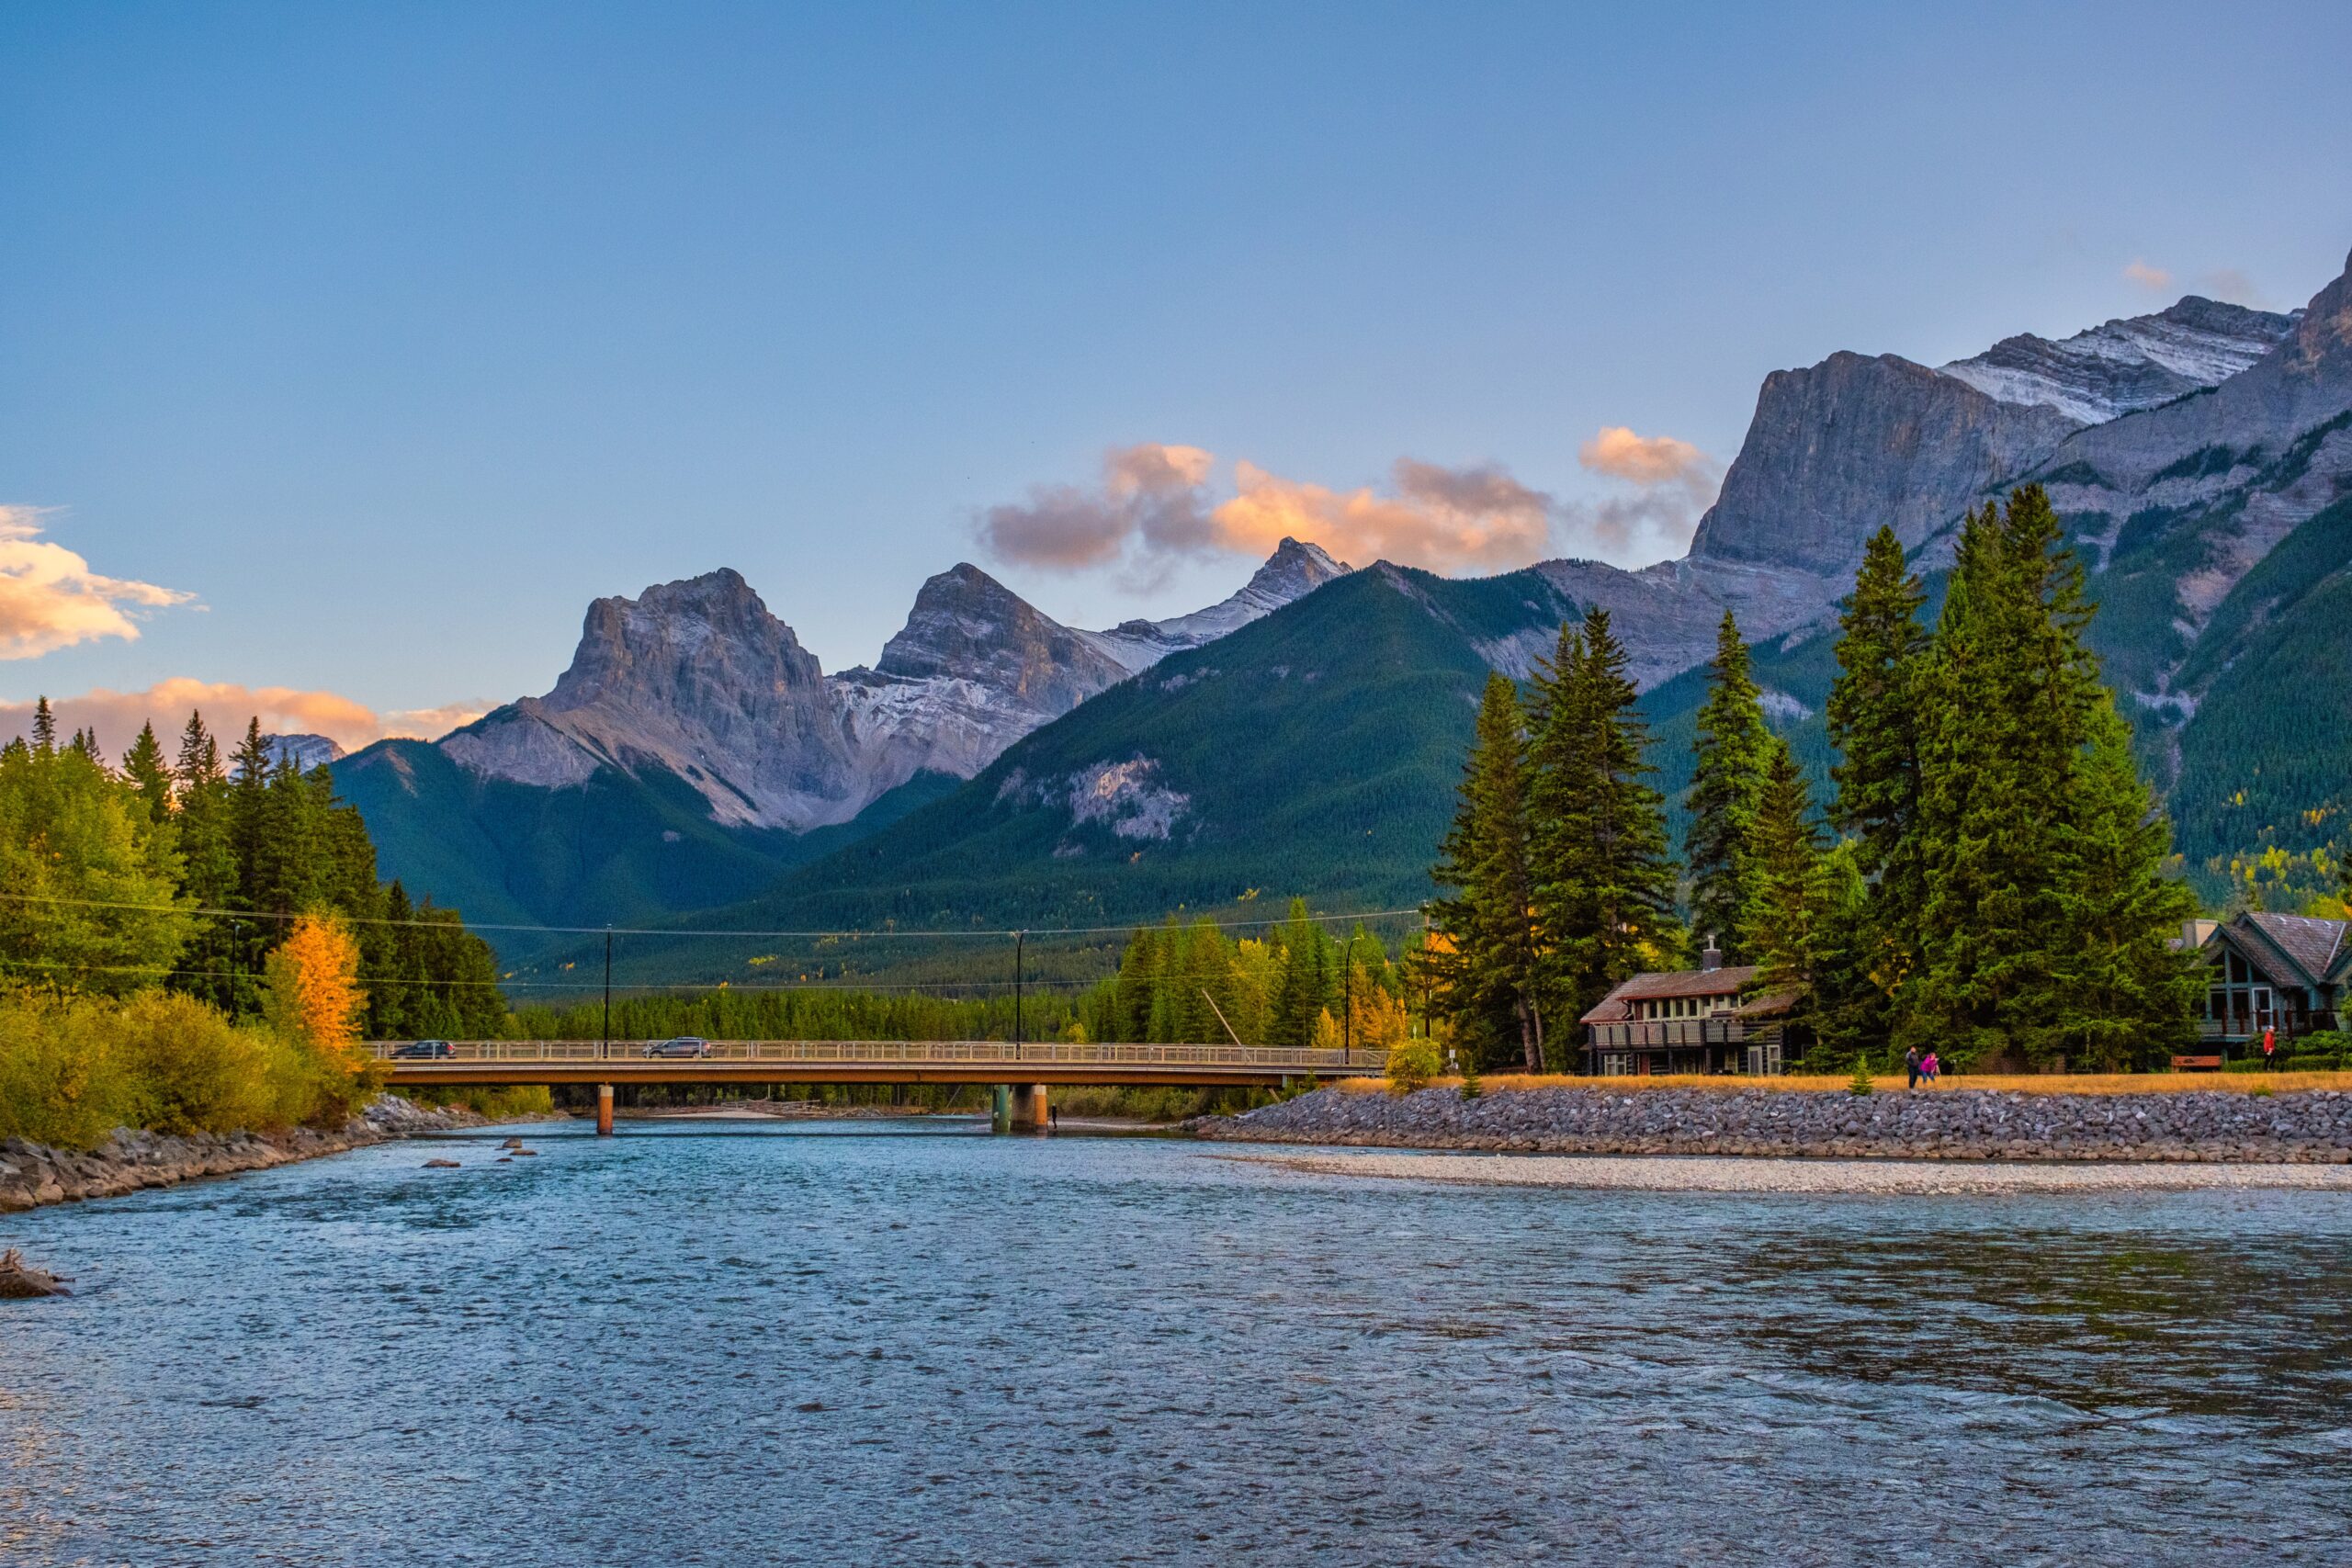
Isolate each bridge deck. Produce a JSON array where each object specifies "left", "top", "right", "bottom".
[{"left": 368, "top": 1040, "right": 1385, "bottom": 1087}]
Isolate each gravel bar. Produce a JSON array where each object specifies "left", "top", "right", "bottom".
[{"left": 1226, "top": 1149, "right": 2352, "bottom": 1195}]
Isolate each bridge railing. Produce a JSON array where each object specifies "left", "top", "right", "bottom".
[{"left": 366, "top": 1039, "right": 1386, "bottom": 1071}]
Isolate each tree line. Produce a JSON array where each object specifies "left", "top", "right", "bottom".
[
  {"left": 0, "top": 704, "right": 504, "bottom": 1039},
  {"left": 1427, "top": 485, "right": 2202, "bottom": 1073}
]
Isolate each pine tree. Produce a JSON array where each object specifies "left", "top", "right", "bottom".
[
  {"left": 1270, "top": 898, "right": 1335, "bottom": 1049},
  {"left": 2014, "top": 695, "right": 2202, "bottom": 1069},
  {"left": 1826, "top": 525, "right": 1930, "bottom": 998},
  {"left": 1907, "top": 487, "right": 2106, "bottom": 1065},
  {"left": 29, "top": 697, "right": 55, "bottom": 754},
  {"left": 1529, "top": 610, "right": 1683, "bottom": 1048},
  {"left": 121, "top": 722, "right": 174, "bottom": 825},
  {"left": 1686, "top": 611, "right": 1775, "bottom": 962},
  {"left": 1747, "top": 738, "right": 1825, "bottom": 1004},
  {"left": 1425, "top": 672, "right": 1546, "bottom": 1071}
]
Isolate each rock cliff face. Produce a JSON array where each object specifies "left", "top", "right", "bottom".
[
  {"left": 1941, "top": 297, "right": 2299, "bottom": 424},
  {"left": 437, "top": 544, "right": 1352, "bottom": 831},
  {"left": 1687, "top": 351, "right": 2084, "bottom": 577}
]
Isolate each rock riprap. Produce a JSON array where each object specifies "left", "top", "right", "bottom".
[
  {"left": 1194, "top": 1085, "right": 2352, "bottom": 1163},
  {"left": 0, "top": 1096, "right": 505, "bottom": 1213}
]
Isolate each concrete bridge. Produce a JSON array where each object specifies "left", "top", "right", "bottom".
[{"left": 367, "top": 1039, "right": 1383, "bottom": 1134}]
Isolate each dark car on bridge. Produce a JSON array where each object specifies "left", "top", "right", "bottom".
[
  {"left": 388, "top": 1040, "right": 457, "bottom": 1060},
  {"left": 644, "top": 1036, "right": 713, "bottom": 1059}
]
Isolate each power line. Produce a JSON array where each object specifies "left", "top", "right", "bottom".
[
  {"left": 0, "top": 891, "right": 1430, "bottom": 940},
  {"left": 0, "top": 954, "right": 1100, "bottom": 993}
]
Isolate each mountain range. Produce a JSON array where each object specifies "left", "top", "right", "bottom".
[{"left": 336, "top": 244, "right": 2352, "bottom": 977}]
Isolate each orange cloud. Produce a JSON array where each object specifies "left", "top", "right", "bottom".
[
  {"left": 2124, "top": 259, "right": 2174, "bottom": 293},
  {"left": 382, "top": 701, "right": 492, "bottom": 739},
  {"left": 1209, "top": 458, "right": 1555, "bottom": 573},
  {"left": 0, "top": 679, "right": 485, "bottom": 758},
  {"left": 0, "top": 505, "right": 194, "bottom": 659},
  {"left": 1559, "top": 426, "right": 1722, "bottom": 560},
  {"left": 1578, "top": 427, "right": 1708, "bottom": 486},
  {"left": 978, "top": 442, "right": 1216, "bottom": 570}
]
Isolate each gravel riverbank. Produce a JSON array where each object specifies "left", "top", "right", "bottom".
[
  {"left": 1194, "top": 1084, "right": 2352, "bottom": 1162},
  {"left": 1225, "top": 1150, "right": 2352, "bottom": 1195},
  {"left": 0, "top": 1096, "right": 523, "bottom": 1213}
]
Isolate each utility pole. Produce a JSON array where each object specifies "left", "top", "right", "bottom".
[
  {"left": 603, "top": 926, "right": 613, "bottom": 1058},
  {"left": 1012, "top": 930, "right": 1025, "bottom": 1059}
]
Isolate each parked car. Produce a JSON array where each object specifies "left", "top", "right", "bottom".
[
  {"left": 388, "top": 1040, "right": 457, "bottom": 1060},
  {"left": 644, "top": 1035, "right": 712, "bottom": 1059}
]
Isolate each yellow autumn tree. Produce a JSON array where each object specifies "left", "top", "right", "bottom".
[{"left": 263, "top": 913, "right": 369, "bottom": 1069}]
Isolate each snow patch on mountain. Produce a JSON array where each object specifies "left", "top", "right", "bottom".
[{"left": 1939, "top": 297, "right": 2298, "bottom": 424}]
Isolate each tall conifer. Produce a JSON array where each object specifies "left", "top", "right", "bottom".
[
  {"left": 1686, "top": 611, "right": 1774, "bottom": 961},
  {"left": 1825, "top": 525, "right": 1929, "bottom": 994},
  {"left": 1427, "top": 672, "right": 1546, "bottom": 1070},
  {"left": 121, "top": 721, "right": 174, "bottom": 825},
  {"left": 1530, "top": 610, "right": 1682, "bottom": 1042}
]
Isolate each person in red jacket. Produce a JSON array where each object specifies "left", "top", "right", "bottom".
[{"left": 2262, "top": 1026, "right": 2278, "bottom": 1069}]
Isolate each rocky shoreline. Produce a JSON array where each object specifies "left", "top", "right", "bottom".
[
  {"left": 0, "top": 1096, "right": 521, "bottom": 1213},
  {"left": 1194, "top": 1085, "right": 2352, "bottom": 1163}
]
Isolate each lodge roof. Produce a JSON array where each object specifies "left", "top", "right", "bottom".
[
  {"left": 1579, "top": 964, "right": 1762, "bottom": 1024},
  {"left": 2235, "top": 913, "right": 2350, "bottom": 987}
]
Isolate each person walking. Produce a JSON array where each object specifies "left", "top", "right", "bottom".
[
  {"left": 2262, "top": 1026, "right": 2278, "bottom": 1070},
  {"left": 1921, "top": 1050, "right": 1940, "bottom": 1087},
  {"left": 1905, "top": 1046, "right": 1921, "bottom": 1090}
]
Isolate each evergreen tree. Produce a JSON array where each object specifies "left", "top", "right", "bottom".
[
  {"left": 1825, "top": 525, "right": 1930, "bottom": 996},
  {"left": 1425, "top": 674, "right": 1546, "bottom": 1070},
  {"left": 1685, "top": 611, "right": 1775, "bottom": 961},
  {"left": 1528, "top": 610, "right": 1683, "bottom": 1048},
  {"left": 1270, "top": 898, "right": 1335, "bottom": 1048},
  {"left": 2013, "top": 695, "right": 2202, "bottom": 1069},
  {"left": 1801, "top": 842, "right": 1893, "bottom": 1070},
  {"left": 1746, "top": 738, "right": 1825, "bottom": 1003},
  {"left": 121, "top": 721, "right": 174, "bottom": 825},
  {"left": 29, "top": 697, "right": 55, "bottom": 754},
  {"left": 1907, "top": 487, "right": 2106, "bottom": 1065}
]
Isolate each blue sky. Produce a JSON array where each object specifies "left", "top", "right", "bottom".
[{"left": 3, "top": 1, "right": 2348, "bottom": 748}]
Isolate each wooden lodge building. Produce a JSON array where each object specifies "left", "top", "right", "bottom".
[
  {"left": 2191, "top": 913, "right": 2347, "bottom": 1047},
  {"left": 1579, "top": 942, "right": 1796, "bottom": 1077}
]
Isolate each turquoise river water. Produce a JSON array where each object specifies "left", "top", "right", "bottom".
[{"left": 5, "top": 1119, "right": 2351, "bottom": 1565}]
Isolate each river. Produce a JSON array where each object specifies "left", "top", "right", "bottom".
[{"left": 6, "top": 1119, "right": 2350, "bottom": 1565}]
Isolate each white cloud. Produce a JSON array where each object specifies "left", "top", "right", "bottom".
[{"left": 0, "top": 505, "right": 195, "bottom": 658}]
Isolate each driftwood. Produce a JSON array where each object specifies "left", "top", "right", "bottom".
[{"left": 0, "top": 1247, "right": 70, "bottom": 1298}]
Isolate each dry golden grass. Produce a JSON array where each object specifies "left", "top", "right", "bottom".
[{"left": 1341, "top": 1070, "right": 2352, "bottom": 1097}]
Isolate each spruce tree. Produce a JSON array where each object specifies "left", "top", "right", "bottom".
[
  {"left": 1907, "top": 487, "right": 2107, "bottom": 1066},
  {"left": 1685, "top": 611, "right": 1774, "bottom": 962},
  {"left": 1747, "top": 738, "right": 1825, "bottom": 1004},
  {"left": 1826, "top": 525, "right": 1930, "bottom": 998},
  {"left": 1530, "top": 610, "right": 1683, "bottom": 1046},
  {"left": 121, "top": 721, "right": 174, "bottom": 825},
  {"left": 1271, "top": 897, "right": 1335, "bottom": 1049},
  {"left": 2015, "top": 695, "right": 2201, "bottom": 1069},
  {"left": 29, "top": 697, "right": 54, "bottom": 754},
  {"left": 1426, "top": 672, "right": 1546, "bottom": 1071}
]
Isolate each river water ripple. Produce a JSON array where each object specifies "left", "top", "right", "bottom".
[{"left": 6, "top": 1120, "right": 2351, "bottom": 1566}]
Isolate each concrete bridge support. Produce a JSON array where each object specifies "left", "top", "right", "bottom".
[
  {"left": 990, "top": 1085, "right": 1011, "bottom": 1134},
  {"left": 1008, "top": 1083, "right": 1049, "bottom": 1132},
  {"left": 596, "top": 1083, "right": 614, "bottom": 1137}
]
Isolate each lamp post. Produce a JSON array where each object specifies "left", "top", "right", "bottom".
[
  {"left": 602, "top": 926, "right": 613, "bottom": 1058},
  {"left": 1012, "top": 930, "right": 1025, "bottom": 1060}
]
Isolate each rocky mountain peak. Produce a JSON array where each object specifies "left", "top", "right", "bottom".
[
  {"left": 875, "top": 562, "right": 1130, "bottom": 700},
  {"left": 1251, "top": 537, "right": 1351, "bottom": 595},
  {"left": 1939, "top": 296, "right": 2298, "bottom": 424},
  {"left": 545, "top": 567, "right": 823, "bottom": 716}
]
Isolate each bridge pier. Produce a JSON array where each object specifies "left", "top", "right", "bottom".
[
  {"left": 595, "top": 1083, "right": 614, "bottom": 1137},
  {"left": 1008, "top": 1083, "right": 1049, "bottom": 1132},
  {"left": 990, "top": 1085, "right": 1011, "bottom": 1134}
]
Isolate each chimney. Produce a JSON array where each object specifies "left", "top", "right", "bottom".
[
  {"left": 2182, "top": 918, "right": 2218, "bottom": 951},
  {"left": 1701, "top": 935, "right": 1723, "bottom": 973}
]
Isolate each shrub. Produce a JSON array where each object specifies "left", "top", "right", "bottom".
[
  {"left": 1848, "top": 1054, "right": 1874, "bottom": 1097},
  {"left": 1385, "top": 1038, "right": 1441, "bottom": 1096},
  {"left": 0, "top": 992, "right": 134, "bottom": 1150},
  {"left": 112, "top": 991, "right": 275, "bottom": 1136}
]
